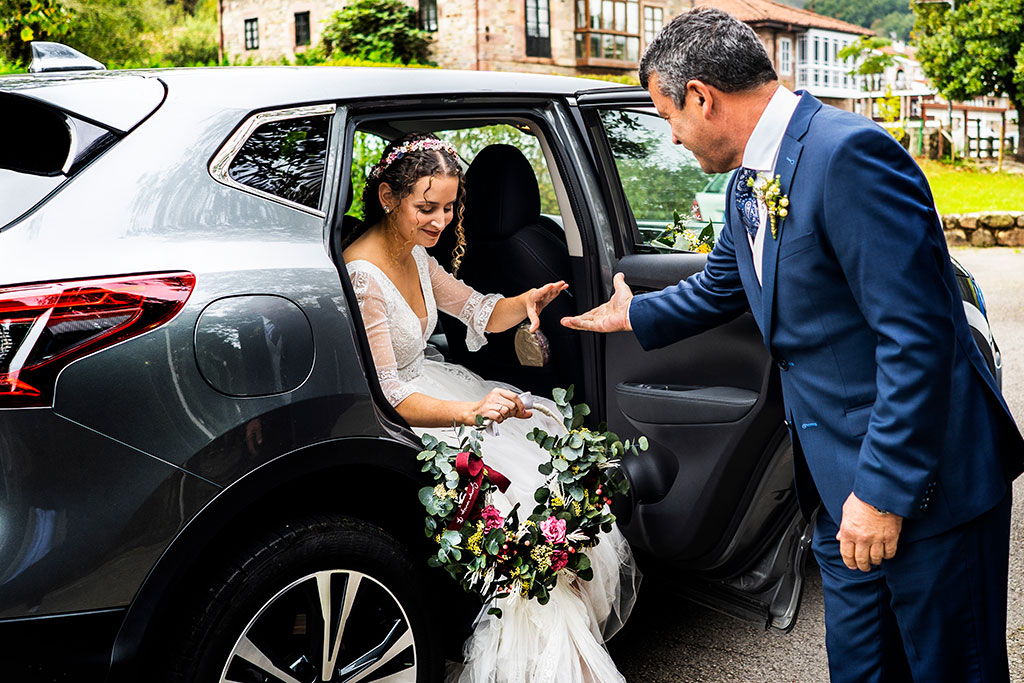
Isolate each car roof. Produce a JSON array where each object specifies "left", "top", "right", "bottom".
[{"left": 2, "top": 66, "right": 634, "bottom": 113}]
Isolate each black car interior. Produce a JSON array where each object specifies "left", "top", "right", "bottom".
[{"left": 333, "top": 117, "right": 583, "bottom": 403}]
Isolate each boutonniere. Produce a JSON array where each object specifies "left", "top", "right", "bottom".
[{"left": 746, "top": 173, "right": 790, "bottom": 239}]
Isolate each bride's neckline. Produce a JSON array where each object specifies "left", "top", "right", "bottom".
[{"left": 347, "top": 249, "right": 432, "bottom": 336}]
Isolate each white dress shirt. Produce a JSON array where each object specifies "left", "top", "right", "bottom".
[{"left": 740, "top": 85, "right": 800, "bottom": 284}]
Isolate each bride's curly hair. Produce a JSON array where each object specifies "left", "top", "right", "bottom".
[{"left": 350, "top": 132, "right": 467, "bottom": 273}]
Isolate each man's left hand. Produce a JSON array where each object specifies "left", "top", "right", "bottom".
[{"left": 836, "top": 492, "right": 903, "bottom": 572}]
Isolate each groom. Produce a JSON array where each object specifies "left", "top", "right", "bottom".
[{"left": 563, "top": 8, "right": 1024, "bottom": 682}]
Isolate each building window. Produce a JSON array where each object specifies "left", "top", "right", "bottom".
[
  {"left": 294, "top": 12, "right": 310, "bottom": 47},
  {"left": 526, "top": 0, "right": 551, "bottom": 57},
  {"left": 642, "top": 5, "right": 663, "bottom": 46},
  {"left": 779, "top": 37, "right": 792, "bottom": 76},
  {"left": 419, "top": 0, "right": 438, "bottom": 32},
  {"left": 244, "top": 18, "right": 259, "bottom": 51},
  {"left": 574, "top": 0, "right": 640, "bottom": 64}
]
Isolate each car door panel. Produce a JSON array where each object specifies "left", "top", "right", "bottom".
[{"left": 575, "top": 92, "right": 809, "bottom": 628}]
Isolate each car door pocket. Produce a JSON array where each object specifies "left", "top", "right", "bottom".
[{"left": 616, "top": 382, "right": 759, "bottom": 425}]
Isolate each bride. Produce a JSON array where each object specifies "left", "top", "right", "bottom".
[{"left": 343, "top": 132, "right": 639, "bottom": 683}]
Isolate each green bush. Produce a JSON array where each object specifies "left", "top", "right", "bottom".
[
  {"left": 0, "top": 57, "right": 25, "bottom": 74},
  {"left": 320, "top": 0, "right": 433, "bottom": 65}
]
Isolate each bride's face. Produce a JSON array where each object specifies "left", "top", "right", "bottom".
[{"left": 381, "top": 174, "right": 459, "bottom": 248}]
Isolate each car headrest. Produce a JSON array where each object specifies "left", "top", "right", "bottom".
[{"left": 463, "top": 144, "right": 541, "bottom": 242}]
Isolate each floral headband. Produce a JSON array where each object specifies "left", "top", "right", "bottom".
[{"left": 368, "top": 138, "right": 459, "bottom": 180}]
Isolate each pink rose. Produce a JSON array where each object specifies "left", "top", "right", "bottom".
[
  {"left": 550, "top": 549, "right": 570, "bottom": 572},
  {"left": 480, "top": 505, "right": 504, "bottom": 530},
  {"left": 540, "top": 516, "right": 567, "bottom": 544}
]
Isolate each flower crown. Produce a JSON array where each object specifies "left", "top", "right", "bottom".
[{"left": 368, "top": 138, "right": 459, "bottom": 180}]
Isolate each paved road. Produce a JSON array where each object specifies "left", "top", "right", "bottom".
[{"left": 609, "top": 247, "right": 1024, "bottom": 682}]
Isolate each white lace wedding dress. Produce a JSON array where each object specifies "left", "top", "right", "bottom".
[{"left": 347, "top": 246, "right": 639, "bottom": 683}]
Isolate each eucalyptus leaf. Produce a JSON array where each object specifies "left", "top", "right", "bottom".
[
  {"left": 638, "top": 436, "right": 649, "bottom": 450},
  {"left": 488, "top": 607, "right": 503, "bottom": 618},
  {"left": 552, "top": 387, "right": 567, "bottom": 404},
  {"left": 551, "top": 458, "right": 569, "bottom": 472},
  {"left": 534, "top": 487, "right": 550, "bottom": 503},
  {"left": 418, "top": 487, "right": 435, "bottom": 506}
]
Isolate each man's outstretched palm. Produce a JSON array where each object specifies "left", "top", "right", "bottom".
[{"left": 561, "top": 272, "right": 634, "bottom": 333}]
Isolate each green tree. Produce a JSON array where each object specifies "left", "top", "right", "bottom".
[
  {"left": 320, "top": 0, "right": 433, "bottom": 65},
  {"left": 806, "top": 0, "right": 913, "bottom": 41},
  {"left": 0, "top": 0, "right": 74, "bottom": 63},
  {"left": 913, "top": 0, "right": 1024, "bottom": 160},
  {"left": 63, "top": 0, "right": 177, "bottom": 65},
  {"left": 838, "top": 35, "right": 896, "bottom": 91}
]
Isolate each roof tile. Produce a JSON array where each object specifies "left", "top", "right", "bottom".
[{"left": 692, "top": 0, "right": 873, "bottom": 35}]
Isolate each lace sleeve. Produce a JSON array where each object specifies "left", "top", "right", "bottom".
[
  {"left": 426, "top": 253, "right": 503, "bottom": 352},
  {"left": 348, "top": 268, "right": 416, "bottom": 407}
]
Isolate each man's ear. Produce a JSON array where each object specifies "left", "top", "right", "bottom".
[{"left": 686, "top": 80, "right": 714, "bottom": 118}]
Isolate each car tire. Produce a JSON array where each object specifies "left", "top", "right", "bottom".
[{"left": 159, "top": 514, "right": 438, "bottom": 682}]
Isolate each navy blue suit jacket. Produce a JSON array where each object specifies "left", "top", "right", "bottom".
[{"left": 629, "top": 93, "right": 1024, "bottom": 542}]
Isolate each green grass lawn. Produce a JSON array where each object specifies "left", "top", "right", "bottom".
[{"left": 918, "top": 159, "right": 1024, "bottom": 215}]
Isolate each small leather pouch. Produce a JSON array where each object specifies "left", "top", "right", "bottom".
[{"left": 514, "top": 324, "right": 551, "bottom": 367}]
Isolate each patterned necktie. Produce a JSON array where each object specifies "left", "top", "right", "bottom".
[{"left": 734, "top": 167, "right": 760, "bottom": 240}]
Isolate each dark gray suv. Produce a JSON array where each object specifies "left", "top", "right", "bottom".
[{"left": 0, "top": 48, "right": 1002, "bottom": 681}]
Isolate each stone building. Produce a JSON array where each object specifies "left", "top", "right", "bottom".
[{"left": 219, "top": 0, "right": 871, "bottom": 108}]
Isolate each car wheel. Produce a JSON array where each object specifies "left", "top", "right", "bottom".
[{"left": 161, "top": 514, "right": 437, "bottom": 682}]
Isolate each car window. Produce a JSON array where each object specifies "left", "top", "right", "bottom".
[
  {"left": 596, "top": 108, "right": 718, "bottom": 253},
  {"left": 1, "top": 93, "right": 117, "bottom": 229},
  {"left": 228, "top": 114, "right": 330, "bottom": 211},
  {"left": 347, "top": 124, "right": 561, "bottom": 225},
  {"left": 348, "top": 130, "right": 388, "bottom": 219},
  {"left": 436, "top": 124, "right": 560, "bottom": 220}
]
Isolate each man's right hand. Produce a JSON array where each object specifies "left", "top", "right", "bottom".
[{"left": 561, "top": 272, "right": 634, "bottom": 333}]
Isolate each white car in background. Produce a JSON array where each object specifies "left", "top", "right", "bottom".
[{"left": 693, "top": 170, "right": 734, "bottom": 225}]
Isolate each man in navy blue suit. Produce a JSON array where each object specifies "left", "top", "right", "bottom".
[{"left": 564, "top": 8, "right": 1024, "bottom": 682}]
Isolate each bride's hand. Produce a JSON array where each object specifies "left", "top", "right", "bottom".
[
  {"left": 467, "top": 388, "right": 531, "bottom": 424},
  {"left": 525, "top": 281, "right": 569, "bottom": 333}
]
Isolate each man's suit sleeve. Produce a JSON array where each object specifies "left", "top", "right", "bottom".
[
  {"left": 629, "top": 203, "right": 749, "bottom": 351},
  {"left": 823, "top": 126, "right": 955, "bottom": 518}
]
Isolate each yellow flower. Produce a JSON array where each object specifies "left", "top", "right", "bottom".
[
  {"left": 551, "top": 496, "right": 564, "bottom": 508},
  {"left": 697, "top": 243, "right": 712, "bottom": 254},
  {"left": 572, "top": 501, "right": 582, "bottom": 516},
  {"left": 467, "top": 524, "right": 485, "bottom": 555},
  {"left": 531, "top": 544, "right": 553, "bottom": 571}
]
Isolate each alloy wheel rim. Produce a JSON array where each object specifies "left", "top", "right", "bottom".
[{"left": 219, "top": 569, "right": 418, "bottom": 683}]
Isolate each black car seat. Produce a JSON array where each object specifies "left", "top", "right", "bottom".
[{"left": 432, "top": 144, "right": 580, "bottom": 397}]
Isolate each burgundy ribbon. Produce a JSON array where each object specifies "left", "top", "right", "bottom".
[{"left": 447, "top": 451, "right": 511, "bottom": 531}]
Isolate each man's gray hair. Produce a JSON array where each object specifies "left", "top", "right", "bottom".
[{"left": 639, "top": 7, "right": 777, "bottom": 108}]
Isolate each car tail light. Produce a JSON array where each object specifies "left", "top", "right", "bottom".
[
  {"left": 691, "top": 199, "right": 702, "bottom": 221},
  {"left": 0, "top": 273, "right": 195, "bottom": 407}
]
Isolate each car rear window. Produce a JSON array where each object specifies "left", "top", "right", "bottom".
[
  {"left": 0, "top": 92, "right": 117, "bottom": 229},
  {"left": 227, "top": 114, "right": 330, "bottom": 210}
]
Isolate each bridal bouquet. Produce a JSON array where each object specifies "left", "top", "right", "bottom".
[
  {"left": 416, "top": 386, "right": 647, "bottom": 617},
  {"left": 654, "top": 209, "right": 715, "bottom": 253}
]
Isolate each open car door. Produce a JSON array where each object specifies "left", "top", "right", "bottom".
[{"left": 573, "top": 87, "right": 812, "bottom": 630}]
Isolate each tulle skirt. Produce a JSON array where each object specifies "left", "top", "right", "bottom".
[{"left": 410, "top": 357, "right": 640, "bottom": 683}]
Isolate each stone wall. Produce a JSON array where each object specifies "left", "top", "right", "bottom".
[{"left": 942, "top": 212, "right": 1024, "bottom": 247}]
